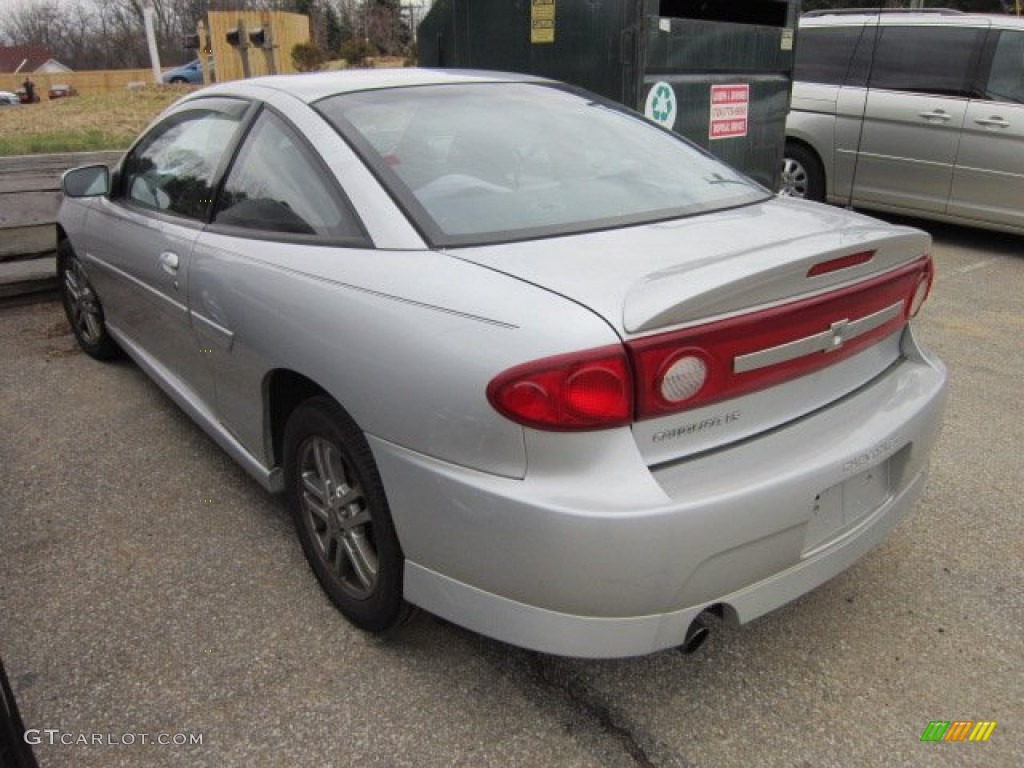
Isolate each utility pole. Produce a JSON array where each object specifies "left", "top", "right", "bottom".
[{"left": 143, "top": 0, "right": 163, "bottom": 84}]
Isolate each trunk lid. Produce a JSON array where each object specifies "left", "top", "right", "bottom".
[
  {"left": 454, "top": 198, "right": 931, "bottom": 464},
  {"left": 452, "top": 198, "right": 928, "bottom": 338}
]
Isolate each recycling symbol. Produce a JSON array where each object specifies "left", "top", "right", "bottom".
[
  {"left": 650, "top": 85, "right": 673, "bottom": 121},
  {"left": 644, "top": 82, "right": 677, "bottom": 129}
]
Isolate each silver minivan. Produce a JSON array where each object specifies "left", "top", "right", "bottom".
[{"left": 783, "top": 10, "right": 1024, "bottom": 234}]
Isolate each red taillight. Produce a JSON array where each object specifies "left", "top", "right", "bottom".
[
  {"left": 908, "top": 257, "right": 934, "bottom": 317},
  {"left": 487, "top": 346, "right": 632, "bottom": 431},
  {"left": 807, "top": 250, "right": 875, "bottom": 277},
  {"left": 629, "top": 256, "right": 934, "bottom": 419},
  {"left": 488, "top": 256, "right": 933, "bottom": 431}
]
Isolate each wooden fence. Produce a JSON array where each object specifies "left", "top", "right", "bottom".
[
  {"left": 207, "top": 10, "right": 309, "bottom": 82},
  {"left": 0, "top": 69, "right": 156, "bottom": 97},
  {"left": 0, "top": 10, "right": 308, "bottom": 98}
]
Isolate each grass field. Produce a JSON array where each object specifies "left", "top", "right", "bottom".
[{"left": 0, "top": 86, "right": 187, "bottom": 157}]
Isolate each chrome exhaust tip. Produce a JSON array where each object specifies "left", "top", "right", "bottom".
[{"left": 680, "top": 615, "right": 710, "bottom": 655}]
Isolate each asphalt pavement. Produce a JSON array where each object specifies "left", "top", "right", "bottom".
[{"left": 1, "top": 220, "right": 1021, "bottom": 767}]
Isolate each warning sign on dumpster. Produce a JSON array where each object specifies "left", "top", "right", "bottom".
[
  {"left": 531, "top": 0, "right": 555, "bottom": 44},
  {"left": 709, "top": 84, "right": 749, "bottom": 140}
]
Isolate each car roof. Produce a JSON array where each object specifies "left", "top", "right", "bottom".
[
  {"left": 800, "top": 11, "right": 1024, "bottom": 29},
  {"left": 189, "top": 68, "right": 550, "bottom": 105},
  {"left": 182, "top": 68, "right": 552, "bottom": 105}
]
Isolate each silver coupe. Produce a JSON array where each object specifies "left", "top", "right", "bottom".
[{"left": 57, "top": 69, "right": 947, "bottom": 658}]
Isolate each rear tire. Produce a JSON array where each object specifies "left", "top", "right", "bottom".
[
  {"left": 780, "top": 142, "right": 826, "bottom": 203},
  {"left": 58, "top": 238, "right": 121, "bottom": 360},
  {"left": 283, "top": 396, "right": 413, "bottom": 633}
]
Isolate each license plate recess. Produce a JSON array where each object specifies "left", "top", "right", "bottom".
[{"left": 804, "top": 461, "right": 891, "bottom": 554}]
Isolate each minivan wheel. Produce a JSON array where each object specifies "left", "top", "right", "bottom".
[
  {"left": 58, "top": 239, "right": 121, "bottom": 360},
  {"left": 780, "top": 143, "right": 825, "bottom": 202},
  {"left": 283, "top": 396, "right": 413, "bottom": 633}
]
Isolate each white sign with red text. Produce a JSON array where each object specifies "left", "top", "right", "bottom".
[{"left": 709, "top": 84, "right": 749, "bottom": 140}]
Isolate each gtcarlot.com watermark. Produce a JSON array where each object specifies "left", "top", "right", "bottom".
[{"left": 25, "top": 729, "right": 203, "bottom": 747}]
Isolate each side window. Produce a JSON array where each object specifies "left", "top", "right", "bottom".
[
  {"left": 869, "top": 26, "right": 985, "bottom": 97},
  {"left": 794, "top": 27, "right": 864, "bottom": 86},
  {"left": 212, "top": 110, "right": 364, "bottom": 241},
  {"left": 984, "top": 30, "right": 1024, "bottom": 104},
  {"left": 122, "top": 109, "right": 242, "bottom": 220},
  {"left": 844, "top": 24, "right": 876, "bottom": 88}
]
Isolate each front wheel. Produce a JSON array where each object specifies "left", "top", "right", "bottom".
[
  {"left": 58, "top": 239, "right": 121, "bottom": 360},
  {"left": 283, "top": 396, "right": 412, "bottom": 633},
  {"left": 780, "top": 143, "right": 825, "bottom": 202}
]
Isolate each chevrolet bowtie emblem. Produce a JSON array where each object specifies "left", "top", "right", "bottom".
[
  {"left": 732, "top": 302, "right": 904, "bottom": 374},
  {"left": 826, "top": 319, "right": 850, "bottom": 352}
]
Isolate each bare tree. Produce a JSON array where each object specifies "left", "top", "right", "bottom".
[
  {"left": 0, "top": 0, "right": 422, "bottom": 71},
  {"left": 0, "top": 0, "right": 210, "bottom": 69}
]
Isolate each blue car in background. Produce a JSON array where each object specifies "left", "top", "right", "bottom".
[{"left": 162, "top": 59, "right": 209, "bottom": 84}]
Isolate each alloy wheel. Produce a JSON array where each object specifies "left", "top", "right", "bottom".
[
  {"left": 63, "top": 257, "right": 105, "bottom": 345},
  {"left": 297, "top": 435, "right": 378, "bottom": 600}
]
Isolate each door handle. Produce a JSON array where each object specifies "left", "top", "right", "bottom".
[
  {"left": 974, "top": 116, "right": 1010, "bottom": 128},
  {"left": 918, "top": 110, "right": 952, "bottom": 121},
  {"left": 158, "top": 251, "right": 179, "bottom": 275}
]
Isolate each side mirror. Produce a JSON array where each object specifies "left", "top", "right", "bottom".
[{"left": 62, "top": 164, "right": 110, "bottom": 198}]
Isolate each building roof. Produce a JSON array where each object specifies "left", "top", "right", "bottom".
[
  {"left": 35, "top": 59, "right": 72, "bottom": 74},
  {"left": 0, "top": 45, "right": 56, "bottom": 74}
]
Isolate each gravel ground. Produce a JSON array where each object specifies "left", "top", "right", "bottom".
[{"left": 1, "top": 221, "right": 1020, "bottom": 767}]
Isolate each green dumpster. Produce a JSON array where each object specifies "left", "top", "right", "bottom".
[{"left": 418, "top": 0, "right": 800, "bottom": 190}]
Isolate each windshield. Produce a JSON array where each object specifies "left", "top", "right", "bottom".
[{"left": 316, "top": 82, "right": 768, "bottom": 247}]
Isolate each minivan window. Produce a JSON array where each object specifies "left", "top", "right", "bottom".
[
  {"left": 985, "top": 30, "right": 1024, "bottom": 104},
  {"left": 794, "top": 27, "right": 863, "bottom": 85},
  {"left": 869, "top": 26, "right": 985, "bottom": 97}
]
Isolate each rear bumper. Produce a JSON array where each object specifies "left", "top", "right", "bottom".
[
  {"left": 371, "top": 330, "right": 947, "bottom": 658},
  {"left": 402, "top": 468, "right": 926, "bottom": 658}
]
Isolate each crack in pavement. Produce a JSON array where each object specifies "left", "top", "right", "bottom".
[
  {"left": 446, "top": 617, "right": 695, "bottom": 768},
  {"left": 522, "top": 652, "right": 659, "bottom": 768}
]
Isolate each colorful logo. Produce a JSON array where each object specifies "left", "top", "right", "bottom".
[{"left": 920, "top": 721, "right": 997, "bottom": 742}]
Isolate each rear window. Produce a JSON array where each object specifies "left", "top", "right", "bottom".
[{"left": 316, "top": 82, "right": 767, "bottom": 247}]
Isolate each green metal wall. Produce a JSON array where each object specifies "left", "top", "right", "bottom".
[{"left": 418, "top": 0, "right": 638, "bottom": 104}]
